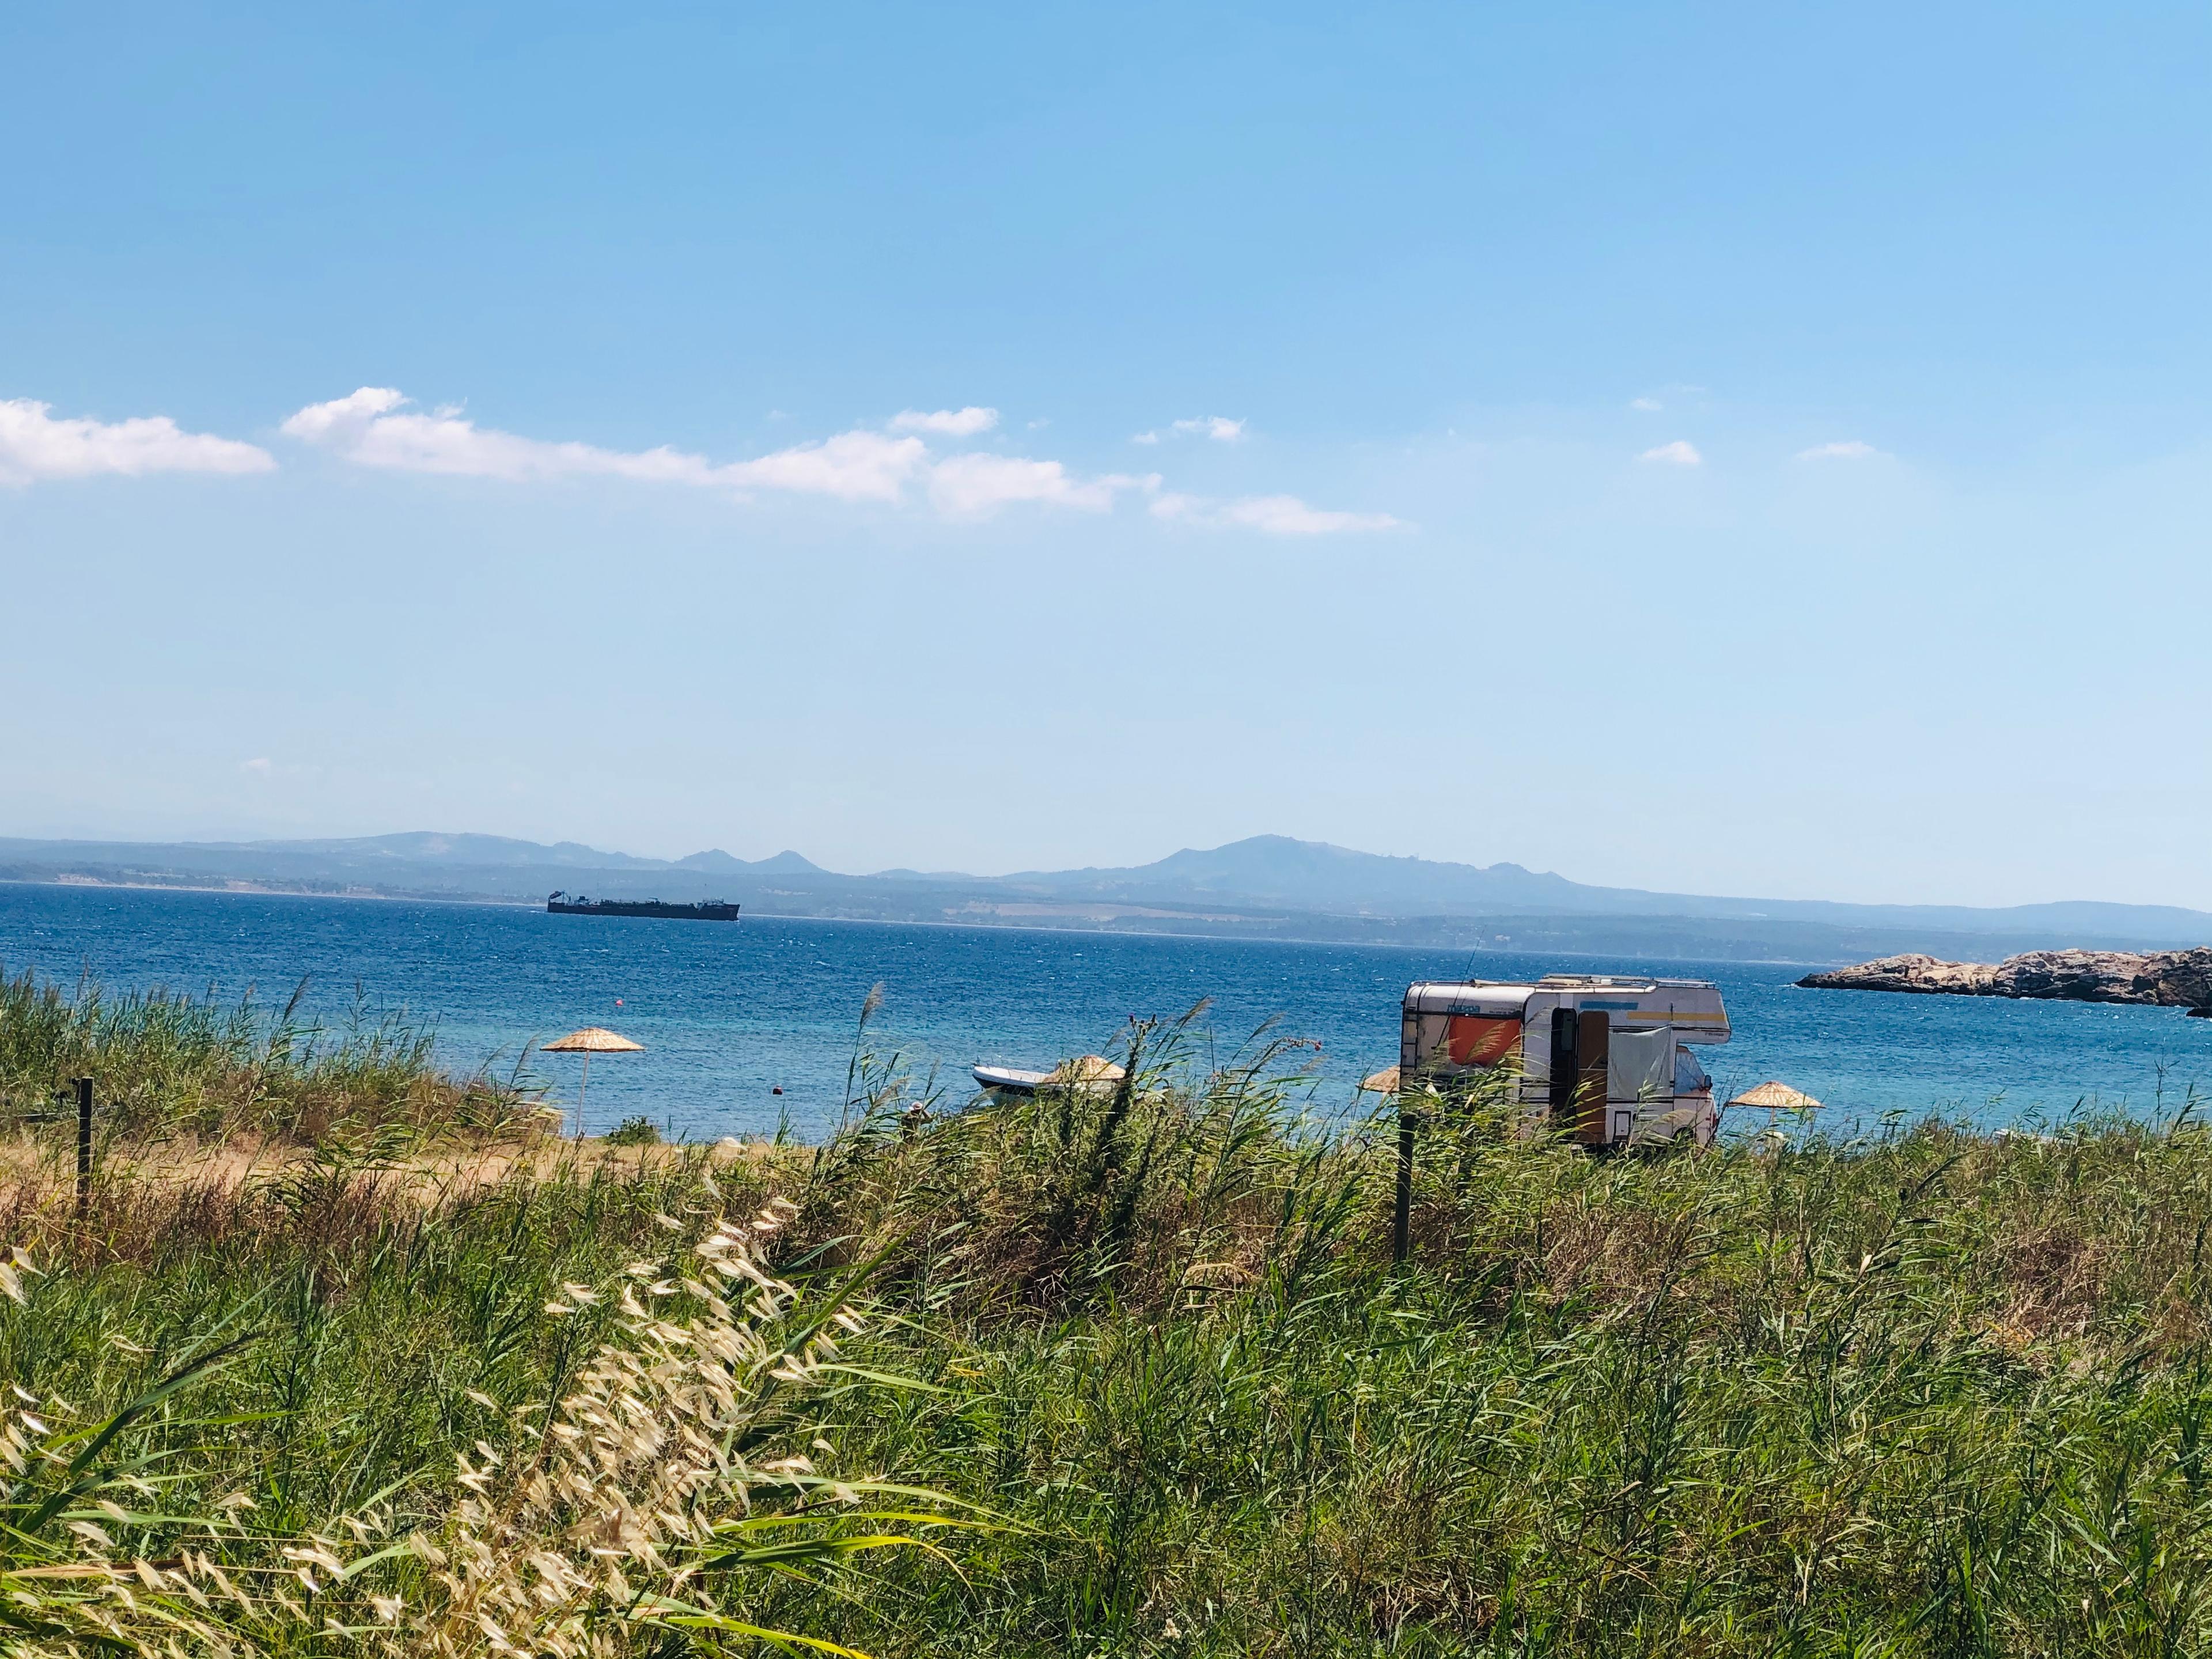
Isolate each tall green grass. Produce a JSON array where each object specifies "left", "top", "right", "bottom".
[
  {"left": 0, "top": 964, "right": 541, "bottom": 1145},
  {"left": 9, "top": 976, "right": 2212, "bottom": 1653},
  {"left": 757, "top": 1013, "right": 2212, "bottom": 1655}
]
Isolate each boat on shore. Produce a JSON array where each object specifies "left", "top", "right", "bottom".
[
  {"left": 972, "top": 1055, "right": 1126, "bottom": 1096},
  {"left": 971, "top": 1064, "right": 1052, "bottom": 1093},
  {"left": 546, "top": 892, "right": 741, "bottom": 922}
]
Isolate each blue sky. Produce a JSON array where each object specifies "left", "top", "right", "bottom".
[{"left": 3, "top": 3, "right": 2210, "bottom": 908}]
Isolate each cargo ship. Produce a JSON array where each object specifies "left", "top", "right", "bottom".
[{"left": 546, "top": 892, "right": 741, "bottom": 922}]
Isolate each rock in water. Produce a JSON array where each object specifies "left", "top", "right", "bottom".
[
  {"left": 1796, "top": 954, "right": 2001, "bottom": 995},
  {"left": 1800, "top": 948, "right": 2212, "bottom": 1011}
]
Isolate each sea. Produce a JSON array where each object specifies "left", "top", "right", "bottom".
[{"left": 6, "top": 881, "right": 2212, "bottom": 1143}]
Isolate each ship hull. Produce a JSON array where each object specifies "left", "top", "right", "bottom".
[{"left": 547, "top": 899, "right": 740, "bottom": 922}]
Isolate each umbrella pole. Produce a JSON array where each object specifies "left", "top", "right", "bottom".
[{"left": 578, "top": 1052, "right": 590, "bottom": 1139}]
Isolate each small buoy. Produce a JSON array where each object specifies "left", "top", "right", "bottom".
[{"left": 771, "top": 1086, "right": 783, "bottom": 1096}]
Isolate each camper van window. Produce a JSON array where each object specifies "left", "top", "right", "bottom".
[{"left": 1675, "top": 1046, "right": 1711, "bottom": 1094}]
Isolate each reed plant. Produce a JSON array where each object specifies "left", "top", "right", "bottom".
[
  {"left": 10, "top": 968, "right": 2212, "bottom": 1654},
  {"left": 748, "top": 1024, "right": 2212, "bottom": 1656},
  {"left": 0, "top": 1182, "right": 976, "bottom": 1656},
  {"left": 0, "top": 965, "right": 542, "bottom": 1147}
]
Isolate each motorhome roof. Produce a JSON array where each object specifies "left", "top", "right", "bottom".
[
  {"left": 1404, "top": 973, "right": 1730, "bottom": 1040},
  {"left": 1421, "top": 975, "right": 1722, "bottom": 994},
  {"left": 1406, "top": 976, "right": 1726, "bottom": 1006},
  {"left": 1413, "top": 979, "right": 1671, "bottom": 999}
]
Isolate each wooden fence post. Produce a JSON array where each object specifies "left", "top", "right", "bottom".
[{"left": 1392, "top": 1100, "right": 1415, "bottom": 1265}]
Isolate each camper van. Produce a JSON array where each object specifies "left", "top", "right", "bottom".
[{"left": 1400, "top": 974, "right": 1730, "bottom": 1149}]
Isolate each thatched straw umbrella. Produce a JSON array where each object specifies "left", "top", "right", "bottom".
[
  {"left": 543, "top": 1027, "right": 643, "bottom": 1137},
  {"left": 1726, "top": 1080, "right": 1822, "bottom": 1135},
  {"left": 1044, "top": 1055, "right": 1126, "bottom": 1090},
  {"left": 1727, "top": 1080, "right": 1821, "bottom": 1112},
  {"left": 1358, "top": 1065, "right": 1403, "bottom": 1096}
]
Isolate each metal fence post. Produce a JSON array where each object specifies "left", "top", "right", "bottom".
[{"left": 74, "top": 1077, "right": 93, "bottom": 1216}]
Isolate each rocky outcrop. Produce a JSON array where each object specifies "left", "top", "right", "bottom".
[
  {"left": 1800, "top": 948, "right": 2212, "bottom": 1012},
  {"left": 1797, "top": 954, "right": 2002, "bottom": 996}
]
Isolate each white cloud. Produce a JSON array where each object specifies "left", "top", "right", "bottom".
[
  {"left": 889, "top": 406, "right": 999, "bottom": 437},
  {"left": 1152, "top": 491, "right": 1403, "bottom": 536},
  {"left": 1797, "top": 440, "right": 1879, "bottom": 461},
  {"left": 1134, "top": 415, "right": 1246, "bottom": 445},
  {"left": 240, "top": 757, "right": 272, "bottom": 773},
  {"left": 1221, "top": 494, "right": 1399, "bottom": 535},
  {"left": 1180, "top": 416, "right": 1245, "bottom": 442},
  {"left": 283, "top": 387, "right": 924, "bottom": 501},
  {"left": 282, "top": 387, "right": 717, "bottom": 486},
  {"left": 281, "top": 387, "right": 1385, "bottom": 529},
  {"left": 726, "top": 430, "right": 927, "bottom": 502},
  {"left": 0, "top": 397, "right": 274, "bottom": 484},
  {"left": 927, "top": 454, "right": 1152, "bottom": 517},
  {"left": 1630, "top": 396, "right": 1664, "bottom": 412},
  {"left": 1638, "top": 440, "right": 1703, "bottom": 466}
]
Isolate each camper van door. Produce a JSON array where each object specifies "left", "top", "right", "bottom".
[{"left": 1607, "top": 1025, "right": 1675, "bottom": 1143}]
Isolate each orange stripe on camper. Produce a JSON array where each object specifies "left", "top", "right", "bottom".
[{"left": 1446, "top": 1014, "right": 1522, "bottom": 1067}]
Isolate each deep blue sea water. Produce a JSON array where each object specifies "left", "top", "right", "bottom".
[{"left": 6, "top": 882, "right": 2212, "bottom": 1142}]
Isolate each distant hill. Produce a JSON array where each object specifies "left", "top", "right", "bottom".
[
  {"left": 0, "top": 832, "right": 813, "bottom": 884},
  {"left": 3, "top": 830, "right": 2207, "bottom": 965},
  {"left": 256, "top": 832, "right": 671, "bottom": 869},
  {"left": 1011, "top": 836, "right": 1593, "bottom": 912},
  {"left": 676, "top": 849, "right": 823, "bottom": 874},
  {"left": 1022, "top": 834, "right": 2212, "bottom": 938}
]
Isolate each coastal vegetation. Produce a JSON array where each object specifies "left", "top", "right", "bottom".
[{"left": 6, "top": 971, "right": 2212, "bottom": 1653}]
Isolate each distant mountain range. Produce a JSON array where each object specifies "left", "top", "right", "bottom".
[{"left": 3, "top": 830, "right": 2207, "bottom": 966}]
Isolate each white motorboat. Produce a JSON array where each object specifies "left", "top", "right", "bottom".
[
  {"left": 971, "top": 1055, "right": 1126, "bottom": 1096},
  {"left": 970, "top": 1063, "right": 1053, "bottom": 1094}
]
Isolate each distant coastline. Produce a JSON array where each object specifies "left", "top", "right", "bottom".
[
  {"left": 0, "top": 870, "right": 2168, "bottom": 972},
  {"left": 0, "top": 873, "right": 1843, "bottom": 965},
  {"left": 7, "top": 830, "right": 2207, "bottom": 967},
  {"left": 12, "top": 874, "right": 538, "bottom": 907}
]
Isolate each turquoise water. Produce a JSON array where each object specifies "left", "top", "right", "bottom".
[{"left": 5, "top": 881, "right": 2211, "bottom": 1141}]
